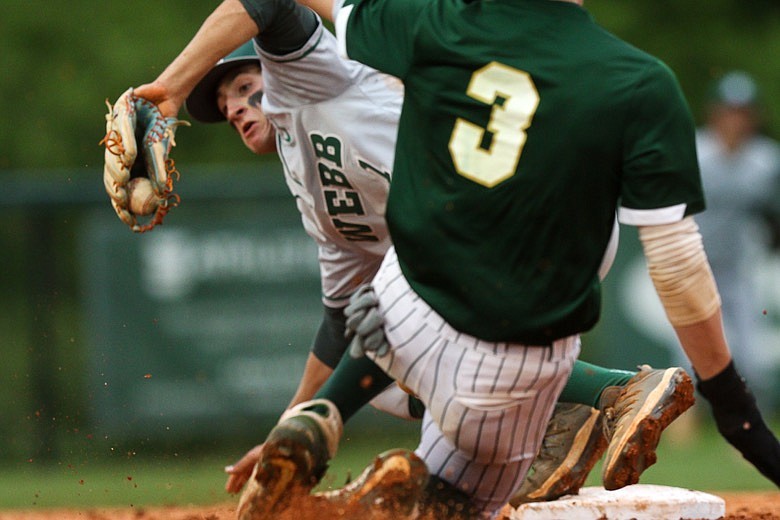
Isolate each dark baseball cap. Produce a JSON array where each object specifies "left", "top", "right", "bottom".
[
  {"left": 185, "top": 41, "right": 261, "bottom": 123},
  {"left": 709, "top": 70, "right": 760, "bottom": 107}
]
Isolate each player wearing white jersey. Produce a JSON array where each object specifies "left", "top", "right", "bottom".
[
  {"left": 129, "top": 0, "right": 423, "bottom": 499},
  {"left": 254, "top": 31, "right": 400, "bottom": 299},
  {"left": 189, "top": 25, "right": 401, "bottom": 309},
  {"left": 183, "top": 5, "right": 422, "bottom": 427}
]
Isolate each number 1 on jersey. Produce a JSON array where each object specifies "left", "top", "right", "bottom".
[{"left": 448, "top": 62, "right": 540, "bottom": 188}]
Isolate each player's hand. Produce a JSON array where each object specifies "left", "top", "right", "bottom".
[
  {"left": 344, "top": 284, "right": 389, "bottom": 358},
  {"left": 133, "top": 82, "right": 183, "bottom": 119},
  {"left": 224, "top": 444, "right": 264, "bottom": 494}
]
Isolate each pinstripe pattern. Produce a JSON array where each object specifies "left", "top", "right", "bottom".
[{"left": 368, "top": 248, "right": 580, "bottom": 516}]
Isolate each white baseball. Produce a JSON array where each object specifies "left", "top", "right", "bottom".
[{"left": 127, "top": 177, "right": 160, "bottom": 216}]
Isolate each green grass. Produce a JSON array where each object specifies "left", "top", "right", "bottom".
[
  {"left": 0, "top": 419, "right": 421, "bottom": 511},
  {"left": 0, "top": 415, "right": 774, "bottom": 510},
  {"left": 0, "top": 455, "right": 232, "bottom": 510}
]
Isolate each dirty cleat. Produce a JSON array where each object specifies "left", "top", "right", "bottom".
[
  {"left": 317, "top": 449, "right": 429, "bottom": 518},
  {"left": 237, "top": 399, "right": 343, "bottom": 520},
  {"left": 510, "top": 403, "right": 608, "bottom": 505},
  {"left": 600, "top": 366, "right": 695, "bottom": 490}
]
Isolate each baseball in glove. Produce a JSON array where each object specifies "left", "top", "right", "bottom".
[{"left": 100, "top": 88, "right": 190, "bottom": 233}]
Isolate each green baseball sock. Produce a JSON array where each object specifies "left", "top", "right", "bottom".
[
  {"left": 558, "top": 360, "right": 635, "bottom": 409},
  {"left": 312, "top": 354, "right": 393, "bottom": 422}
]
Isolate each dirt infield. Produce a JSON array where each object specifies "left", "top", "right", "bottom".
[
  {"left": 717, "top": 492, "right": 780, "bottom": 520},
  {"left": 0, "top": 491, "right": 776, "bottom": 519}
]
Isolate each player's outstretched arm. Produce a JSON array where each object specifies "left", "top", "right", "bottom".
[{"left": 135, "top": 0, "right": 258, "bottom": 118}]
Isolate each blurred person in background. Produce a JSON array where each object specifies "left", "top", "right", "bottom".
[{"left": 695, "top": 70, "right": 780, "bottom": 415}]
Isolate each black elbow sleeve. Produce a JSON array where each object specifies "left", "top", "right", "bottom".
[
  {"left": 239, "top": 0, "right": 318, "bottom": 55},
  {"left": 311, "top": 305, "right": 349, "bottom": 369}
]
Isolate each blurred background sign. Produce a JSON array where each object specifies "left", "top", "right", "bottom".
[{"left": 77, "top": 166, "right": 322, "bottom": 440}]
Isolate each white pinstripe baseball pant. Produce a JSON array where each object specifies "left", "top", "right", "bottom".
[{"left": 367, "top": 247, "right": 580, "bottom": 517}]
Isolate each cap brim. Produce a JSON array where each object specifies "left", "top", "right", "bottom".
[{"left": 185, "top": 56, "right": 261, "bottom": 123}]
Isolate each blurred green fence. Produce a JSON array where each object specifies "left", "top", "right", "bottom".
[{"left": 1, "top": 165, "right": 778, "bottom": 465}]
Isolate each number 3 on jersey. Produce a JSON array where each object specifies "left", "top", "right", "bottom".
[{"left": 448, "top": 62, "right": 540, "bottom": 188}]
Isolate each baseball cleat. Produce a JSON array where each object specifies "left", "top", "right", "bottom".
[
  {"left": 237, "top": 399, "right": 343, "bottom": 520},
  {"left": 510, "top": 403, "right": 608, "bottom": 505},
  {"left": 317, "top": 448, "right": 429, "bottom": 517},
  {"left": 600, "top": 365, "right": 695, "bottom": 490}
]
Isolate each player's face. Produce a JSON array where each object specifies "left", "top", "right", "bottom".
[
  {"left": 217, "top": 66, "right": 276, "bottom": 155},
  {"left": 710, "top": 104, "right": 758, "bottom": 151}
]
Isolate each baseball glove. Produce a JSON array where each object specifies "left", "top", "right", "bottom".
[{"left": 100, "top": 88, "right": 189, "bottom": 233}]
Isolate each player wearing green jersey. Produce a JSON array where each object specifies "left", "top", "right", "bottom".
[
  {"left": 331, "top": 0, "right": 705, "bottom": 508},
  {"left": 235, "top": 0, "right": 776, "bottom": 517},
  {"left": 124, "top": 0, "right": 779, "bottom": 517}
]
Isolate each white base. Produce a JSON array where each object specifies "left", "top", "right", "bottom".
[{"left": 508, "top": 485, "right": 725, "bottom": 520}]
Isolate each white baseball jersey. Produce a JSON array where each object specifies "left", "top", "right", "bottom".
[{"left": 255, "top": 22, "right": 403, "bottom": 308}]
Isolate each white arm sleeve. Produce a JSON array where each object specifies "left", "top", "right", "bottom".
[{"left": 638, "top": 216, "right": 721, "bottom": 327}]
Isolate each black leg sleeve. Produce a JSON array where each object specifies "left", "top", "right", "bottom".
[{"left": 696, "top": 361, "right": 780, "bottom": 487}]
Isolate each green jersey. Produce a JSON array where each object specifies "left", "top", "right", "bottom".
[{"left": 336, "top": 0, "right": 704, "bottom": 343}]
